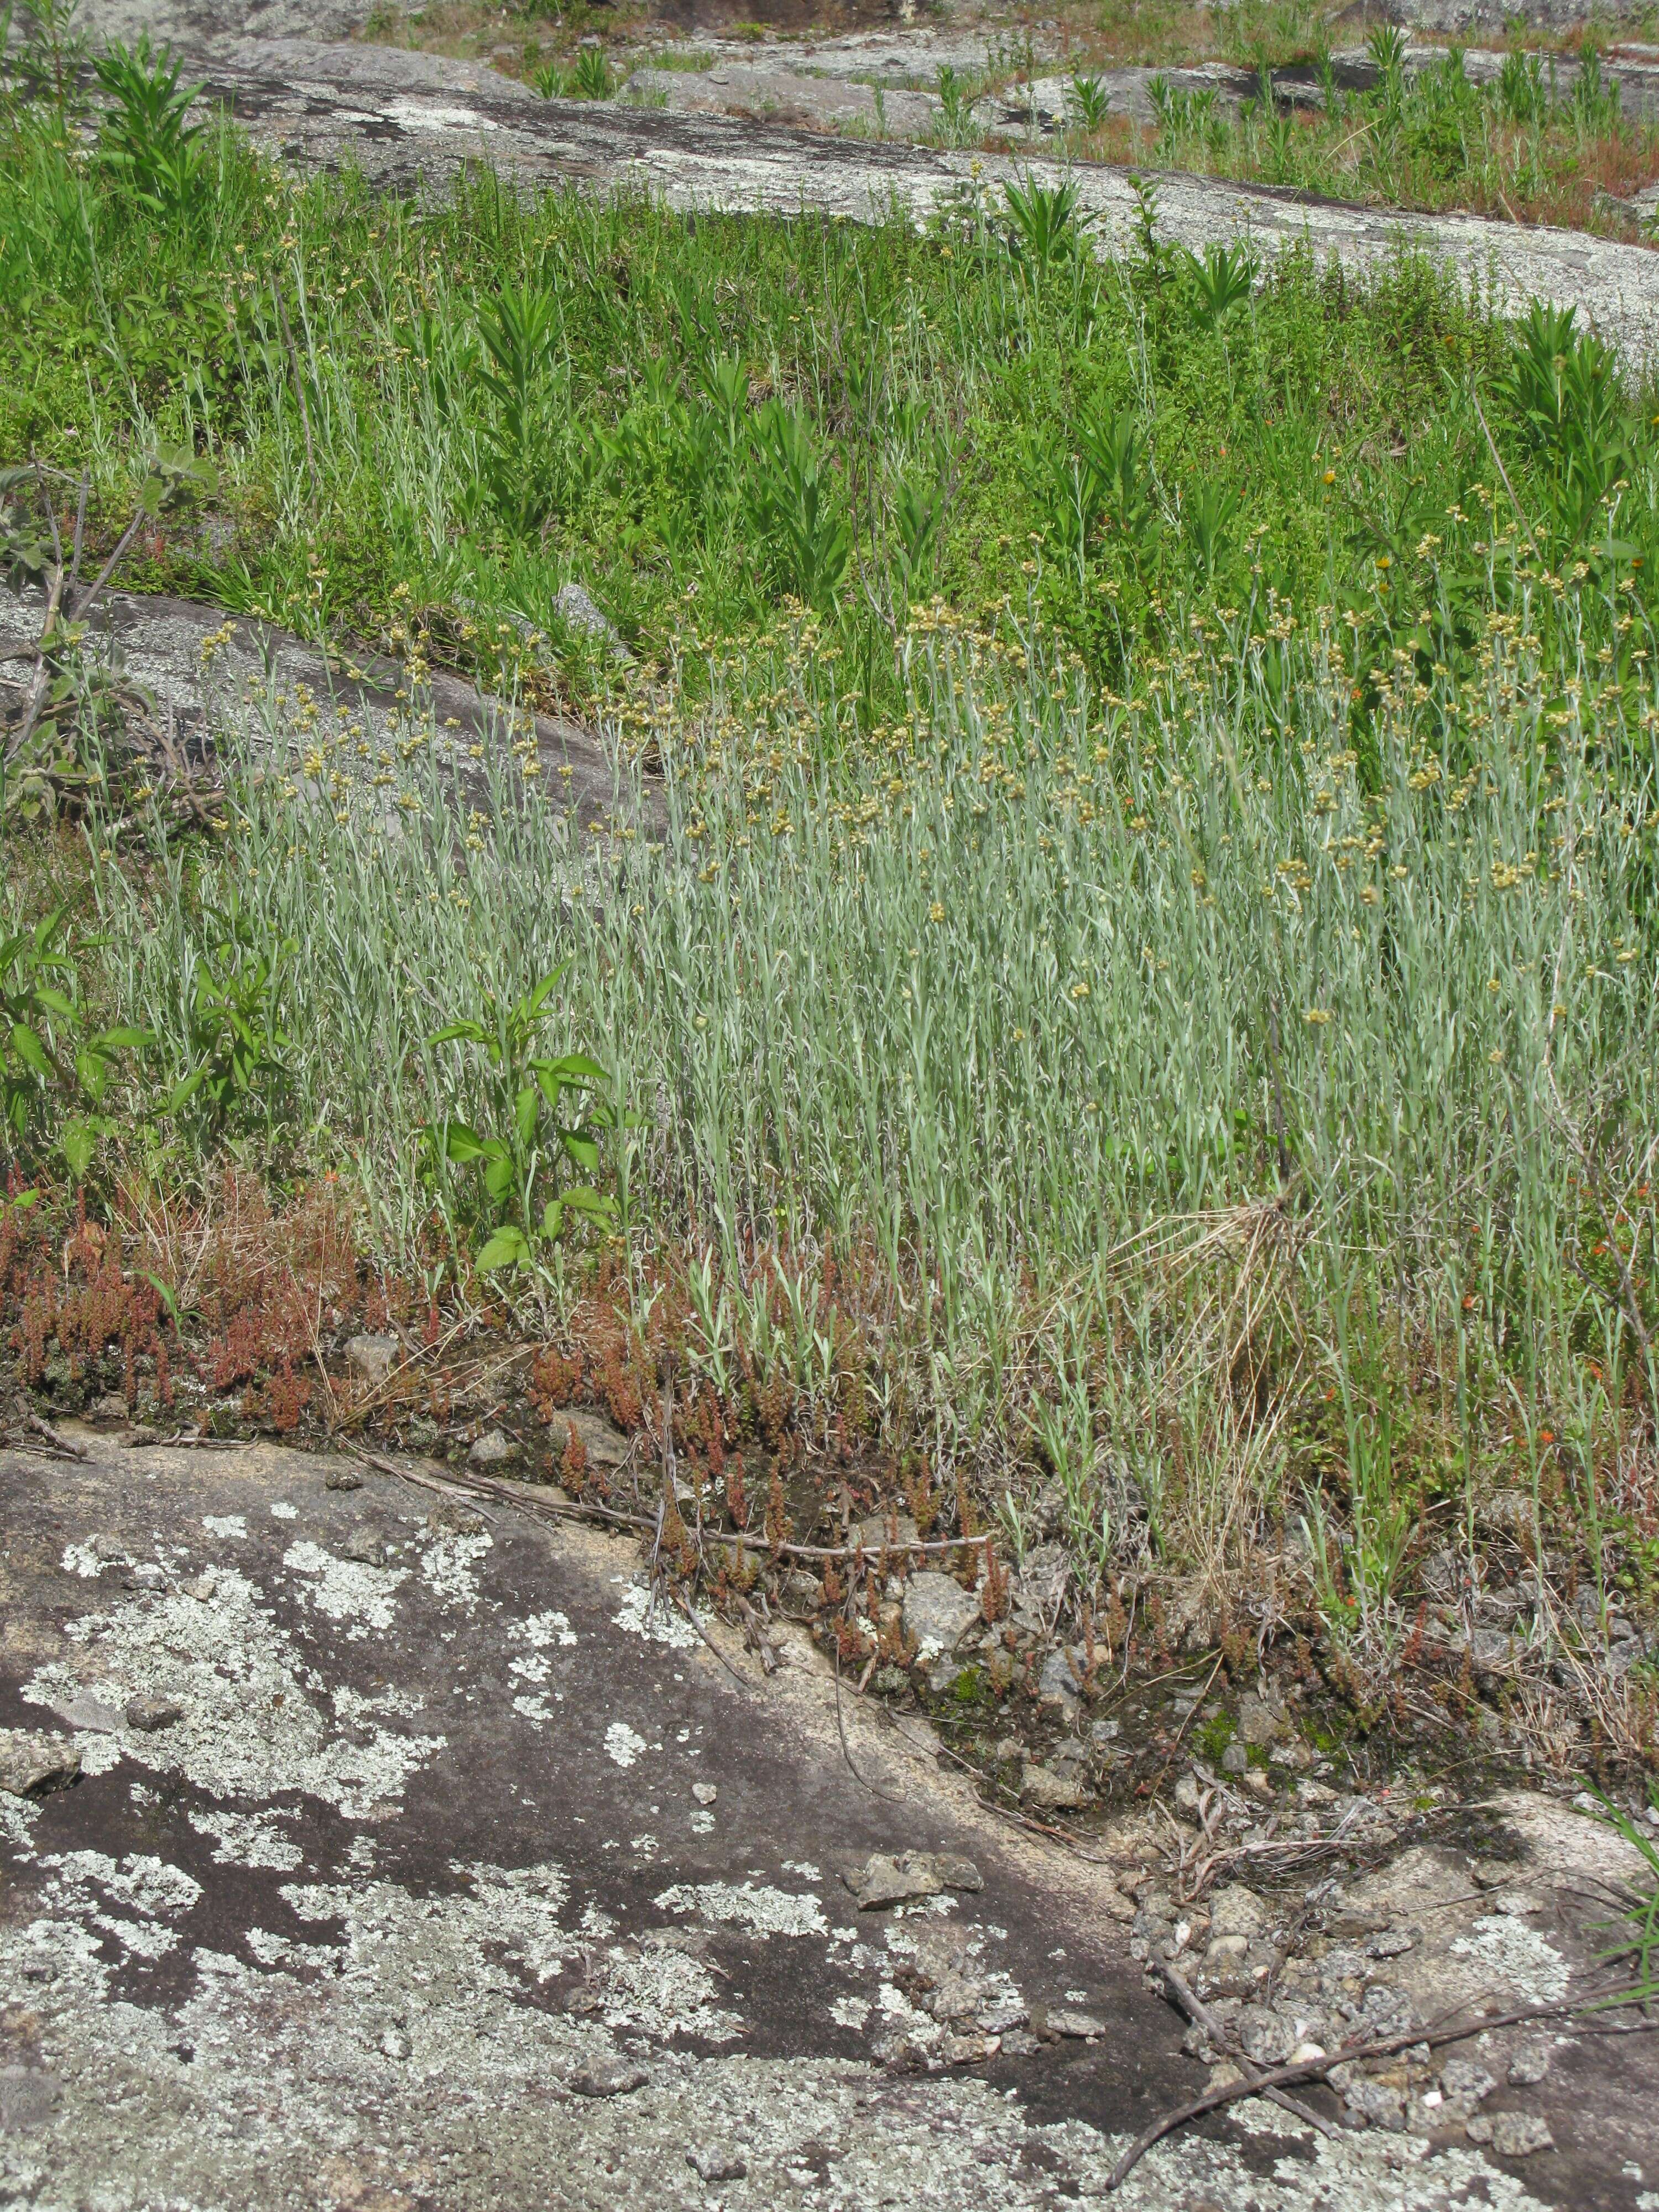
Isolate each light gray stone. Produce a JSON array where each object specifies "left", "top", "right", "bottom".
[
  {"left": 345, "top": 1333, "right": 399, "bottom": 1386},
  {"left": 553, "top": 582, "right": 632, "bottom": 662},
  {"left": 627, "top": 60, "right": 940, "bottom": 138},
  {"left": 552, "top": 1410, "right": 633, "bottom": 1472},
  {"left": 568, "top": 2054, "right": 649, "bottom": 2097},
  {"left": 124, "top": 1695, "right": 184, "bottom": 1733},
  {"left": 1020, "top": 1763, "right": 1086, "bottom": 1812},
  {"left": 901, "top": 1571, "right": 980, "bottom": 1660},
  {"left": 468, "top": 1430, "right": 517, "bottom": 1469},
  {"left": 1037, "top": 1648, "right": 1084, "bottom": 1707},
  {"left": 687, "top": 2145, "right": 748, "bottom": 2182},
  {"left": 1206, "top": 1884, "right": 1269, "bottom": 1941},
  {"left": 841, "top": 1850, "right": 982, "bottom": 1908},
  {"left": 0, "top": 1729, "right": 80, "bottom": 1799}
]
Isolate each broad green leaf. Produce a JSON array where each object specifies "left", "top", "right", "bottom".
[
  {"left": 60, "top": 1120, "right": 98, "bottom": 1179},
  {"left": 9, "top": 1022, "right": 52, "bottom": 1078},
  {"left": 439, "top": 1121, "right": 490, "bottom": 1161},
  {"left": 560, "top": 1186, "right": 614, "bottom": 1218},
  {"left": 476, "top": 1225, "right": 530, "bottom": 1271}
]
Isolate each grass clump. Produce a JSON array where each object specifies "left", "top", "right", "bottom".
[{"left": 1058, "top": 34, "right": 1659, "bottom": 236}]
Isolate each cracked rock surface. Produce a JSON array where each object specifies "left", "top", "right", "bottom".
[{"left": 2, "top": 1431, "right": 1657, "bottom": 2209}]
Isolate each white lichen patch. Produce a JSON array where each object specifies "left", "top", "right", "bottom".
[
  {"left": 606, "top": 1723, "right": 648, "bottom": 1768},
  {"left": 282, "top": 1541, "right": 407, "bottom": 1634},
  {"left": 283, "top": 1858, "right": 572, "bottom": 1987},
  {"left": 23, "top": 1571, "right": 442, "bottom": 1818},
  {"left": 611, "top": 1580, "right": 701, "bottom": 1650},
  {"left": 47, "top": 1850, "right": 203, "bottom": 1919},
  {"left": 269, "top": 1503, "right": 299, "bottom": 1520},
  {"left": 62, "top": 1541, "right": 115, "bottom": 1578},
  {"left": 29, "top": 1850, "right": 203, "bottom": 1965},
  {"left": 598, "top": 1945, "right": 742, "bottom": 2042},
  {"left": 244, "top": 1926, "right": 341, "bottom": 1971},
  {"left": 420, "top": 1529, "right": 493, "bottom": 1609},
  {"left": 513, "top": 1693, "right": 555, "bottom": 1727},
  {"left": 1448, "top": 1914, "right": 1571, "bottom": 2004},
  {"left": 654, "top": 1881, "right": 828, "bottom": 1938},
  {"left": 510, "top": 1610, "right": 578, "bottom": 1650},
  {"left": 831, "top": 1994, "right": 871, "bottom": 2030},
  {"left": 202, "top": 1516, "right": 247, "bottom": 1539},
  {"left": 187, "top": 1806, "right": 304, "bottom": 1872}
]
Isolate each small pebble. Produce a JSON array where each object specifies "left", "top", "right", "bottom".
[
  {"left": 687, "top": 2147, "right": 747, "bottom": 2183},
  {"left": 124, "top": 1695, "right": 183, "bottom": 1733}
]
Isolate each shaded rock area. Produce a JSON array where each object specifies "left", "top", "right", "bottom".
[
  {"left": 2, "top": 1428, "right": 1656, "bottom": 2208},
  {"left": 0, "top": 582, "right": 650, "bottom": 839},
  {"left": 117, "top": 36, "right": 1659, "bottom": 363}
]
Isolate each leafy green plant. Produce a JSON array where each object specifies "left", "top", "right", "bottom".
[
  {"left": 533, "top": 48, "right": 615, "bottom": 100},
  {"left": 10, "top": 0, "right": 88, "bottom": 114},
  {"left": 1150, "top": 77, "right": 1223, "bottom": 161},
  {"left": 0, "top": 908, "right": 147, "bottom": 1174},
  {"left": 1503, "top": 302, "right": 1630, "bottom": 546},
  {"left": 1179, "top": 240, "right": 1257, "bottom": 335},
  {"left": 92, "top": 37, "right": 211, "bottom": 215},
  {"left": 1498, "top": 49, "right": 1547, "bottom": 126},
  {"left": 570, "top": 47, "right": 615, "bottom": 101},
  {"left": 477, "top": 283, "right": 562, "bottom": 533},
  {"left": 1074, "top": 401, "right": 1159, "bottom": 559},
  {"left": 1182, "top": 479, "right": 1237, "bottom": 585},
  {"left": 1002, "top": 175, "right": 1091, "bottom": 273},
  {"left": 890, "top": 469, "right": 948, "bottom": 604},
  {"left": 424, "top": 967, "right": 615, "bottom": 1272},
  {"left": 1577, "top": 1780, "right": 1659, "bottom": 1997},
  {"left": 746, "top": 401, "right": 849, "bottom": 608},
  {"left": 1345, "top": 1410, "right": 1412, "bottom": 1615},
  {"left": 1365, "top": 23, "right": 1407, "bottom": 101},
  {"left": 1572, "top": 48, "right": 1621, "bottom": 134},
  {"left": 1066, "top": 74, "right": 1112, "bottom": 131},
  {"left": 936, "top": 64, "right": 979, "bottom": 145},
  {"left": 164, "top": 910, "right": 294, "bottom": 1141}
]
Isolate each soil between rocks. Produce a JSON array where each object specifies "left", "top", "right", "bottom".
[{"left": 1, "top": 1429, "right": 1655, "bottom": 2210}]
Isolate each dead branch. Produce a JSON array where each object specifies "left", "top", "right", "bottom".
[
  {"left": 1106, "top": 1983, "right": 1658, "bottom": 2191},
  {"left": 26, "top": 1412, "right": 88, "bottom": 1460},
  {"left": 1159, "top": 1964, "right": 1335, "bottom": 2140}
]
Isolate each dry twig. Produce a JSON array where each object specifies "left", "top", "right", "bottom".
[{"left": 1106, "top": 1983, "right": 1658, "bottom": 2190}]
